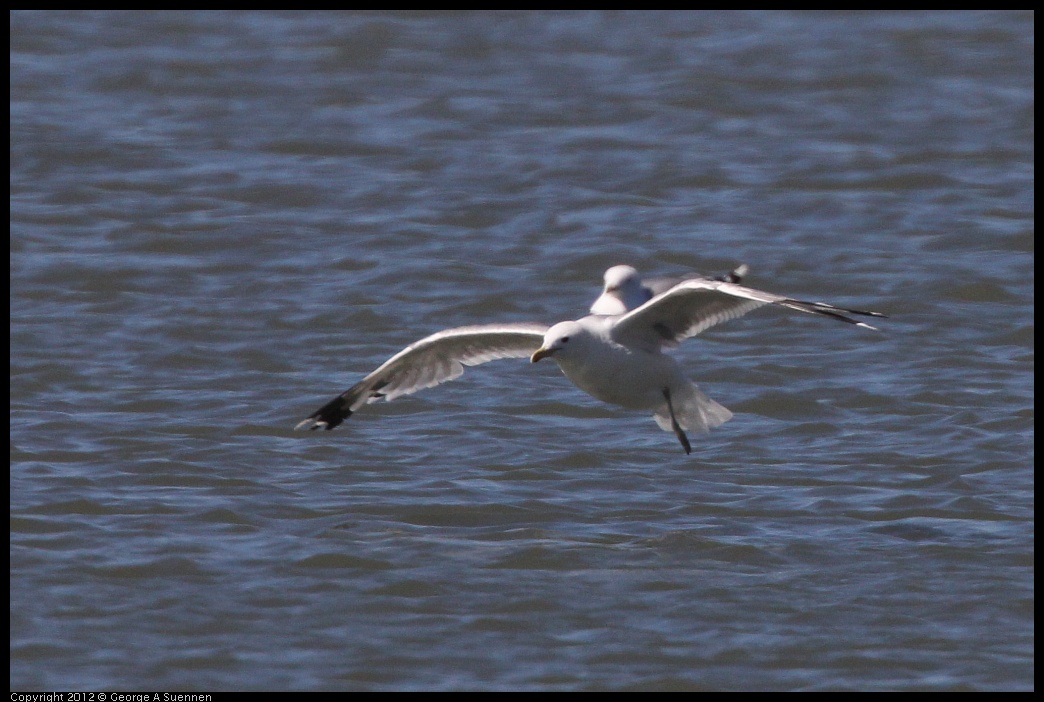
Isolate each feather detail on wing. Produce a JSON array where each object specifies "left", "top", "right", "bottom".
[
  {"left": 295, "top": 323, "right": 548, "bottom": 430},
  {"left": 611, "top": 278, "right": 885, "bottom": 351}
]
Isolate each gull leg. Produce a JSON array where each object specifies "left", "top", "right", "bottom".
[{"left": 662, "top": 387, "right": 691, "bottom": 455}]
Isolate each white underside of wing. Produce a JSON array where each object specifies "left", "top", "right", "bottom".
[
  {"left": 610, "top": 276, "right": 882, "bottom": 350},
  {"left": 352, "top": 323, "right": 548, "bottom": 407},
  {"left": 611, "top": 279, "right": 774, "bottom": 348}
]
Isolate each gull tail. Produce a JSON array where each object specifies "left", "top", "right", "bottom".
[{"left": 653, "top": 382, "right": 733, "bottom": 436}]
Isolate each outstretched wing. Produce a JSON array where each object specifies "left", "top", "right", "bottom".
[
  {"left": 295, "top": 323, "right": 548, "bottom": 431},
  {"left": 611, "top": 278, "right": 885, "bottom": 351}
]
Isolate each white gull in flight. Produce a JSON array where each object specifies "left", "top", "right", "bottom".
[{"left": 295, "top": 268, "right": 885, "bottom": 453}]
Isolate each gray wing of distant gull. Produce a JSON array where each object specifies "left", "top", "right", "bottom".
[
  {"left": 611, "top": 278, "right": 886, "bottom": 351},
  {"left": 641, "top": 263, "right": 751, "bottom": 299},
  {"left": 295, "top": 323, "right": 549, "bottom": 430}
]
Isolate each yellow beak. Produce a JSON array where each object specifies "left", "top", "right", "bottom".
[{"left": 530, "top": 347, "right": 555, "bottom": 363}]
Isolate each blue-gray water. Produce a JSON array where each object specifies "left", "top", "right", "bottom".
[{"left": 10, "top": 11, "right": 1033, "bottom": 691}]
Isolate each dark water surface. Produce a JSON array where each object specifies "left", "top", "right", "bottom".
[{"left": 11, "top": 11, "right": 1033, "bottom": 691}]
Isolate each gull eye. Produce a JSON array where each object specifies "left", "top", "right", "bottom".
[{"left": 562, "top": 336, "right": 570, "bottom": 342}]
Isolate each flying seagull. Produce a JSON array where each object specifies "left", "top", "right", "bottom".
[{"left": 295, "top": 268, "right": 885, "bottom": 453}]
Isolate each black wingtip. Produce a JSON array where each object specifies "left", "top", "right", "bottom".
[
  {"left": 779, "top": 297, "right": 887, "bottom": 331},
  {"left": 295, "top": 395, "right": 353, "bottom": 431}
]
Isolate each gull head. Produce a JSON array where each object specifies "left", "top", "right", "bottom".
[
  {"left": 531, "top": 321, "right": 588, "bottom": 363},
  {"left": 602, "top": 265, "right": 640, "bottom": 294},
  {"left": 590, "top": 265, "right": 645, "bottom": 316}
]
